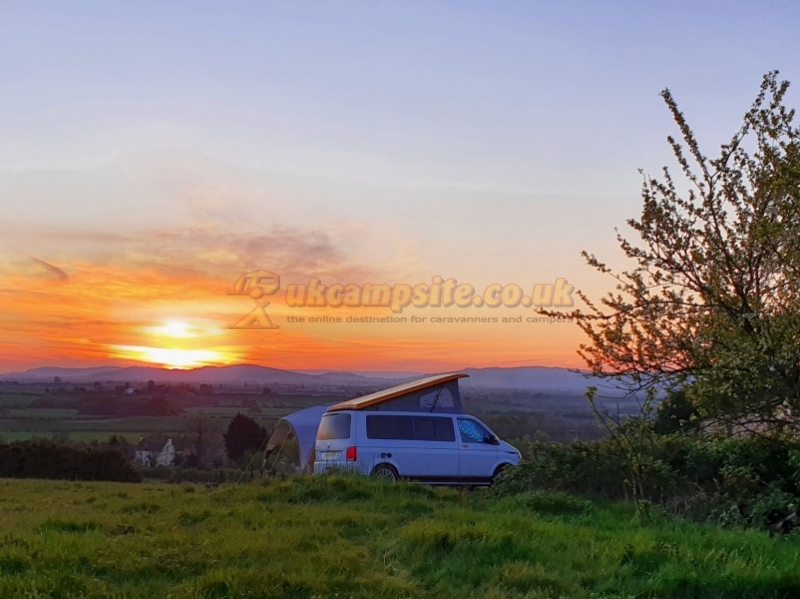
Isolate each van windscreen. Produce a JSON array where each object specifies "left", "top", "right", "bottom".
[{"left": 317, "top": 413, "right": 352, "bottom": 440}]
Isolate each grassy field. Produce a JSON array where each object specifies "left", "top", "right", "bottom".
[
  {"left": 0, "top": 476, "right": 799, "bottom": 598},
  {"left": 0, "top": 392, "right": 39, "bottom": 407}
]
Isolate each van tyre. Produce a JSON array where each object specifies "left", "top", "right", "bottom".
[
  {"left": 491, "top": 464, "right": 509, "bottom": 486},
  {"left": 372, "top": 464, "right": 399, "bottom": 482}
]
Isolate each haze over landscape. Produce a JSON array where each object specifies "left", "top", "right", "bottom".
[{"left": 0, "top": 363, "right": 619, "bottom": 395}]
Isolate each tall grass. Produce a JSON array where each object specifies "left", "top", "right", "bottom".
[{"left": 0, "top": 475, "right": 798, "bottom": 598}]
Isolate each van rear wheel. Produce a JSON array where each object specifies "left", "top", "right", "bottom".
[{"left": 372, "top": 464, "right": 399, "bottom": 482}]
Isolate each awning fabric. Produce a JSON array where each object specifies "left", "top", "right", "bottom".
[{"left": 266, "top": 404, "right": 330, "bottom": 471}]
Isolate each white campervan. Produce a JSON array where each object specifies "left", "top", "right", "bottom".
[{"left": 313, "top": 373, "right": 520, "bottom": 484}]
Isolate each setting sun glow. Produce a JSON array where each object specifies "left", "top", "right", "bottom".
[
  {"left": 110, "top": 344, "right": 235, "bottom": 369},
  {"left": 143, "top": 320, "right": 215, "bottom": 339},
  {"left": 102, "top": 320, "right": 238, "bottom": 369}
]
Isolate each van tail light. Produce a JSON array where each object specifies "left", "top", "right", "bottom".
[{"left": 345, "top": 446, "right": 357, "bottom": 461}]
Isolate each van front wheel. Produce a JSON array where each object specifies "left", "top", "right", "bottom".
[
  {"left": 491, "top": 464, "right": 509, "bottom": 486},
  {"left": 372, "top": 464, "right": 399, "bottom": 482}
]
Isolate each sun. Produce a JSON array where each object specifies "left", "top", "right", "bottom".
[
  {"left": 108, "top": 319, "right": 237, "bottom": 369},
  {"left": 143, "top": 320, "right": 202, "bottom": 339},
  {"left": 111, "top": 345, "right": 234, "bottom": 369}
]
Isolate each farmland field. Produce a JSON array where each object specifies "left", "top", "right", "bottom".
[
  {"left": 0, "top": 388, "right": 317, "bottom": 444},
  {"left": 0, "top": 387, "right": 607, "bottom": 445},
  {"left": 0, "top": 475, "right": 799, "bottom": 598}
]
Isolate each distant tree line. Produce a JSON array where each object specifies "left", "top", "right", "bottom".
[{"left": 31, "top": 394, "right": 183, "bottom": 416}]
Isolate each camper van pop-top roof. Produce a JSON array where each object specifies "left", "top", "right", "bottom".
[{"left": 326, "top": 372, "right": 468, "bottom": 413}]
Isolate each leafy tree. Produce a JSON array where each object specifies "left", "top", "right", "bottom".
[
  {"left": 554, "top": 72, "right": 800, "bottom": 432},
  {"left": 223, "top": 413, "right": 267, "bottom": 461},
  {"left": 654, "top": 390, "right": 700, "bottom": 435},
  {"left": 183, "top": 414, "right": 224, "bottom": 468}
]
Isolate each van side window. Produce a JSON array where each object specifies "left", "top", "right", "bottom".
[
  {"left": 366, "top": 415, "right": 457, "bottom": 441},
  {"left": 412, "top": 417, "right": 455, "bottom": 442},
  {"left": 457, "top": 418, "right": 492, "bottom": 444},
  {"left": 317, "top": 413, "right": 352, "bottom": 440},
  {"left": 366, "top": 415, "right": 414, "bottom": 440}
]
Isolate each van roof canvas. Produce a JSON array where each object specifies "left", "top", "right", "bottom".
[{"left": 326, "top": 373, "right": 468, "bottom": 412}]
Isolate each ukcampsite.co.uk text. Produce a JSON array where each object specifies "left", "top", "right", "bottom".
[{"left": 284, "top": 276, "right": 574, "bottom": 314}]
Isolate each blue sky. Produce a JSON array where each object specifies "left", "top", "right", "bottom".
[
  {"left": 3, "top": 1, "right": 798, "bottom": 192},
  {"left": 1, "top": 1, "right": 799, "bottom": 369}
]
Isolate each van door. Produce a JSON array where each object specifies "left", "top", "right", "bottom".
[
  {"left": 411, "top": 415, "right": 459, "bottom": 481},
  {"left": 315, "top": 412, "right": 354, "bottom": 472},
  {"left": 364, "top": 414, "right": 419, "bottom": 476},
  {"left": 363, "top": 414, "right": 459, "bottom": 480},
  {"left": 456, "top": 417, "right": 499, "bottom": 481}
]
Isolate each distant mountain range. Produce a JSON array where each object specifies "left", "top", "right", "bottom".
[
  {"left": 0, "top": 364, "right": 358, "bottom": 386},
  {"left": 0, "top": 364, "right": 636, "bottom": 397}
]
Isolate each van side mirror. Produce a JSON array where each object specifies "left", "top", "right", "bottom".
[{"left": 485, "top": 435, "right": 500, "bottom": 445}]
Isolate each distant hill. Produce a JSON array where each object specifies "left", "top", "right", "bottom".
[
  {"left": 4, "top": 366, "right": 129, "bottom": 379},
  {"left": 294, "top": 370, "right": 421, "bottom": 379},
  {"left": 461, "top": 366, "right": 652, "bottom": 398},
  {"left": 0, "top": 364, "right": 362, "bottom": 385},
  {"left": 462, "top": 366, "right": 593, "bottom": 393},
  {"left": 0, "top": 363, "right": 637, "bottom": 396}
]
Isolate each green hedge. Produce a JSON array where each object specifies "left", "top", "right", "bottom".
[
  {"left": 0, "top": 440, "right": 140, "bottom": 483},
  {"left": 495, "top": 435, "right": 800, "bottom": 527}
]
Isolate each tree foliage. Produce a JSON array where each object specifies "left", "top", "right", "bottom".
[
  {"left": 557, "top": 72, "right": 800, "bottom": 430},
  {"left": 223, "top": 413, "right": 267, "bottom": 462}
]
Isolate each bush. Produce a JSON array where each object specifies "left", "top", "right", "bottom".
[
  {"left": 495, "top": 434, "right": 800, "bottom": 530},
  {"left": 0, "top": 439, "right": 140, "bottom": 482},
  {"left": 494, "top": 440, "right": 630, "bottom": 500}
]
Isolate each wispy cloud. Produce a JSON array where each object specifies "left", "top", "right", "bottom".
[{"left": 30, "top": 257, "right": 69, "bottom": 284}]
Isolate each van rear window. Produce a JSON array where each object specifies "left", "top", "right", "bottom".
[
  {"left": 366, "top": 415, "right": 455, "bottom": 441},
  {"left": 367, "top": 415, "right": 414, "bottom": 439},
  {"left": 317, "top": 413, "right": 352, "bottom": 440}
]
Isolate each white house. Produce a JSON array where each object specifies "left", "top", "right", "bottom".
[{"left": 134, "top": 438, "right": 175, "bottom": 467}]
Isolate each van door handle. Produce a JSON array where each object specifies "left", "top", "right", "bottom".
[{"left": 462, "top": 444, "right": 469, "bottom": 448}]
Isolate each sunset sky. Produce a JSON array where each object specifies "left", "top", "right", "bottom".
[{"left": 2, "top": 1, "right": 799, "bottom": 372}]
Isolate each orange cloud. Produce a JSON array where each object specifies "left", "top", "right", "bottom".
[
  {"left": 0, "top": 251, "right": 586, "bottom": 372},
  {"left": 0, "top": 186, "right": 585, "bottom": 372}
]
